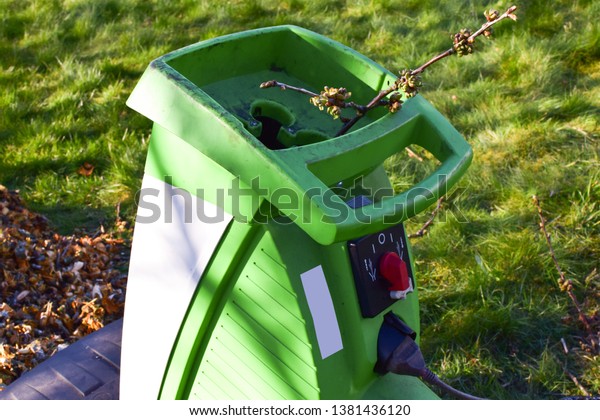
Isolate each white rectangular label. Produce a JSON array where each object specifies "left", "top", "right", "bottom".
[{"left": 300, "top": 265, "right": 343, "bottom": 359}]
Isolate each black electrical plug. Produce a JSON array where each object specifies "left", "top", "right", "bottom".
[
  {"left": 376, "top": 312, "right": 484, "bottom": 400},
  {"left": 375, "top": 312, "right": 417, "bottom": 374}
]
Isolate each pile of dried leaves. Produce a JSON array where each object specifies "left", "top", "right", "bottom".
[{"left": 0, "top": 185, "right": 130, "bottom": 389}]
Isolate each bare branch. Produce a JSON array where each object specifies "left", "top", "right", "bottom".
[
  {"left": 532, "top": 195, "right": 592, "bottom": 334},
  {"left": 261, "top": 6, "right": 518, "bottom": 138},
  {"left": 564, "top": 367, "right": 591, "bottom": 397},
  {"left": 336, "top": 5, "right": 517, "bottom": 136},
  {"left": 405, "top": 146, "right": 424, "bottom": 162},
  {"left": 468, "top": 6, "right": 518, "bottom": 42},
  {"left": 260, "top": 80, "right": 318, "bottom": 97},
  {"left": 409, "top": 197, "right": 445, "bottom": 238},
  {"left": 411, "top": 49, "right": 455, "bottom": 76}
]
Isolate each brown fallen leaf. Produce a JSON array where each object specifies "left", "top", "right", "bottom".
[
  {"left": 77, "top": 162, "right": 95, "bottom": 177},
  {"left": 0, "top": 184, "right": 130, "bottom": 387}
]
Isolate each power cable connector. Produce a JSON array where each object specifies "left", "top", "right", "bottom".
[{"left": 377, "top": 313, "right": 484, "bottom": 400}]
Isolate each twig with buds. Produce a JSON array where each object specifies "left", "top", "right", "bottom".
[
  {"left": 336, "top": 5, "right": 518, "bottom": 136},
  {"left": 260, "top": 6, "right": 518, "bottom": 137},
  {"left": 259, "top": 81, "right": 383, "bottom": 121}
]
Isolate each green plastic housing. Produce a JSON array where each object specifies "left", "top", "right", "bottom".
[{"left": 127, "top": 25, "right": 472, "bottom": 399}]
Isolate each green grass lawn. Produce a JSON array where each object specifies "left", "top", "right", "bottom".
[{"left": 1, "top": 0, "right": 598, "bottom": 399}]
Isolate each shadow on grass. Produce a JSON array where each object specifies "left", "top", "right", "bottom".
[
  {"left": 418, "top": 281, "right": 575, "bottom": 399},
  {"left": 0, "top": 158, "right": 137, "bottom": 235},
  {"left": 30, "top": 203, "right": 119, "bottom": 235}
]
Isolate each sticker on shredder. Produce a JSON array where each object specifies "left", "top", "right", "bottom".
[{"left": 300, "top": 265, "right": 343, "bottom": 359}]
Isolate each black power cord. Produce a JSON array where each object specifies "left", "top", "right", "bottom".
[
  {"left": 383, "top": 336, "right": 483, "bottom": 400},
  {"left": 377, "top": 312, "right": 484, "bottom": 400}
]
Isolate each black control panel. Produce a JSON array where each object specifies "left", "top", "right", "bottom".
[{"left": 348, "top": 223, "right": 414, "bottom": 318}]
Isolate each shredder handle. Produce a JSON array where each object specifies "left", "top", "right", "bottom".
[{"left": 272, "top": 95, "right": 473, "bottom": 245}]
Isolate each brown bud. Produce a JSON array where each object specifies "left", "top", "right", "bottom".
[
  {"left": 484, "top": 9, "right": 499, "bottom": 22},
  {"left": 259, "top": 80, "right": 277, "bottom": 89}
]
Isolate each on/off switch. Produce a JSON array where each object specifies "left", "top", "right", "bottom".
[
  {"left": 348, "top": 223, "right": 415, "bottom": 317},
  {"left": 379, "top": 252, "right": 413, "bottom": 300}
]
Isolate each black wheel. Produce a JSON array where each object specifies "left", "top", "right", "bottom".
[{"left": 0, "top": 319, "right": 122, "bottom": 400}]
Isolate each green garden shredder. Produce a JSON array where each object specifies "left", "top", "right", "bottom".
[{"left": 120, "top": 25, "right": 472, "bottom": 400}]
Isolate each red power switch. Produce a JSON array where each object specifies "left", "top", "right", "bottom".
[{"left": 379, "top": 252, "right": 413, "bottom": 300}]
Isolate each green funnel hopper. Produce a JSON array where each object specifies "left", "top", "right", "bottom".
[{"left": 127, "top": 25, "right": 472, "bottom": 245}]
